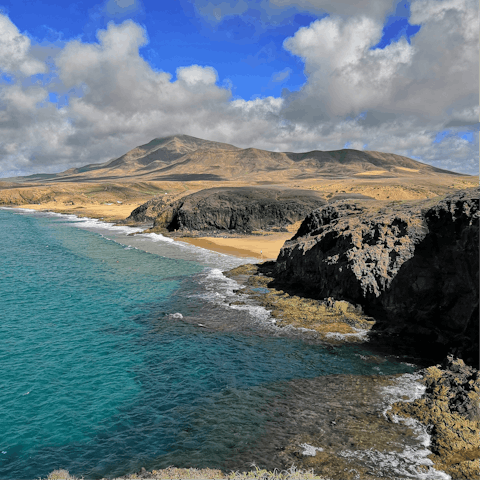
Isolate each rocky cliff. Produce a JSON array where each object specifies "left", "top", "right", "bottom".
[
  {"left": 127, "top": 187, "right": 327, "bottom": 233},
  {"left": 274, "top": 188, "right": 479, "bottom": 366}
]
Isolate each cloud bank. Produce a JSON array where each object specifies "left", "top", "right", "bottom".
[{"left": 0, "top": 0, "right": 478, "bottom": 177}]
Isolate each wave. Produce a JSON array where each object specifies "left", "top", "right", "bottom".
[{"left": 358, "top": 373, "right": 452, "bottom": 480}]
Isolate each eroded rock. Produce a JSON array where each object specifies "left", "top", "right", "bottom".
[
  {"left": 128, "top": 187, "right": 327, "bottom": 233},
  {"left": 274, "top": 188, "right": 479, "bottom": 366},
  {"left": 388, "top": 356, "right": 480, "bottom": 479}
]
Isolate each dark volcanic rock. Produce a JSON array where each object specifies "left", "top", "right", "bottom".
[
  {"left": 126, "top": 196, "right": 168, "bottom": 223},
  {"left": 129, "top": 187, "right": 327, "bottom": 233},
  {"left": 275, "top": 188, "right": 479, "bottom": 366}
]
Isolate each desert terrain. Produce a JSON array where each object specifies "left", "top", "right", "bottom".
[{"left": 0, "top": 134, "right": 476, "bottom": 259}]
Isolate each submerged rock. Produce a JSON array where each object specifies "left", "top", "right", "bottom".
[{"left": 274, "top": 188, "right": 479, "bottom": 366}]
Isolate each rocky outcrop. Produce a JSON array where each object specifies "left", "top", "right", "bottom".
[
  {"left": 126, "top": 196, "right": 169, "bottom": 224},
  {"left": 128, "top": 187, "right": 327, "bottom": 233},
  {"left": 274, "top": 188, "right": 479, "bottom": 366},
  {"left": 388, "top": 356, "right": 480, "bottom": 479}
]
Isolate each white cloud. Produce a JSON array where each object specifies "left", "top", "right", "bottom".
[
  {"left": 176, "top": 65, "right": 218, "bottom": 86},
  {"left": 0, "top": 15, "right": 46, "bottom": 76},
  {"left": 0, "top": 4, "right": 478, "bottom": 178},
  {"left": 282, "top": 0, "right": 478, "bottom": 120},
  {"left": 283, "top": 15, "right": 417, "bottom": 117},
  {"left": 231, "top": 96, "right": 284, "bottom": 115}
]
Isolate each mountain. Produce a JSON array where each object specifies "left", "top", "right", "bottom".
[{"left": 13, "top": 134, "right": 460, "bottom": 184}]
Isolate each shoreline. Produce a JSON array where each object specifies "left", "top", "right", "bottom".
[
  {"left": 3, "top": 203, "right": 476, "bottom": 480},
  {"left": 5, "top": 206, "right": 478, "bottom": 480},
  {"left": 9, "top": 202, "right": 143, "bottom": 223},
  {"left": 176, "top": 233, "right": 293, "bottom": 260},
  {"left": 8, "top": 203, "right": 293, "bottom": 260}
]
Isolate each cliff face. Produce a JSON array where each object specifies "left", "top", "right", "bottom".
[
  {"left": 275, "top": 188, "right": 479, "bottom": 366},
  {"left": 128, "top": 187, "right": 327, "bottom": 233}
]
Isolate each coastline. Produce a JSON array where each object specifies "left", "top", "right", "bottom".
[
  {"left": 10, "top": 202, "right": 143, "bottom": 223},
  {"left": 2, "top": 207, "right": 476, "bottom": 480},
  {"left": 176, "top": 233, "right": 292, "bottom": 260},
  {"left": 11, "top": 203, "right": 295, "bottom": 261}
]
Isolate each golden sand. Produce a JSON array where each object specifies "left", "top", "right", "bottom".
[
  {"left": 14, "top": 201, "right": 143, "bottom": 223},
  {"left": 176, "top": 233, "right": 293, "bottom": 260},
  {"left": 3, "top": 175, "right": 477, "bottom": 258}
]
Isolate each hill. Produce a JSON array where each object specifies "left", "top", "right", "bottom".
[{"left": 8, "top": 134, "right": 459, "bottom": 184}]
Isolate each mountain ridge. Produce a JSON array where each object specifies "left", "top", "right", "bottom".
[{"left": 10, "top": 134, "right": 461, "bottom": 183}]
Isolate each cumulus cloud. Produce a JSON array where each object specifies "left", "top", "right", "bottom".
[
  {"left": 0, "top": 1, "right": 478, "bottom": 178},
  {"left": 0, "top": 15, "right": 46, "bottom": 76},
  {"left": 0, "top": 19, "right": 235, "bottom": 176},
  {"left": 281, "top": 0, "right": 478, "bottom": 121},
  {"left": 176, "top": 65, "right": 218, "bottom": 86},
  {"left": 282, "top": 15, "right": 415, "bottom": 117}
]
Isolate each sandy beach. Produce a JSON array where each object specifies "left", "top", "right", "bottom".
[
  {"left": 13, "top": 201, "right": 144, "bottom": 223},
  {"left": 177, "top": 233, "right": 293, "bottom": 259},
  {"left": 12, "top": 201, "right": 295, "bottom": 260}
]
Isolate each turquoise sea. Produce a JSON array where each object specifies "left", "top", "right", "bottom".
[{"left": 0, "top": 209, "right": 448, "bottom": 479}]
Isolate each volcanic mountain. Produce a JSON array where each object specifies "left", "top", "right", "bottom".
[{"left": 21, "top": 134, "right": 458, "bottom": 184}]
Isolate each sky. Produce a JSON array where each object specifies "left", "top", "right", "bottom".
[{"left": 0, "top": 0, "right": 478, "bottom": 177}]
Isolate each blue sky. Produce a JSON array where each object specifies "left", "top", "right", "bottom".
[{"left": 0, "top": 0, "right": 478, "bottom": 176}]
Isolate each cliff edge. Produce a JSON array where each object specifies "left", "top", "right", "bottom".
[{"left": 274, "top": 188, "right": 479, "bottom": 366}]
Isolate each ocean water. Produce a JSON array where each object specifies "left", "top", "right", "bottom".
[{"left": 0, "top": 209, "right": 447, "bottom": 480}]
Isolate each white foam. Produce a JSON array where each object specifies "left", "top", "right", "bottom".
[
  {"left": 229, "top": 303, "right": 272, "bottom": 322},
  {"left": 0, "top": 206, "right": 38, "bottom": 213},
  {"left": 139, "top": 232, "right": 175, "bottom": 243},
  {"left": 3, "top": 207, "right": 258, "bottom": 270},
  {"left": 280, "top": 324, "right": 317, "bottom": 334},
  {"left": 339, "top": 446, "right": 450, "bottom": 479},
  {"left": 381, "top": 373, "right": 426, "bottom": 413},
  {"left": 299, "top": 443, "right": 323, "bottom": 456},
  {"left": 325, "top": 326, "right": 369, "bottom": 341},
  {"left": 357, "top": 373, "right": 452, "bottom": 480},
  {"left": 168, "top": 313, "right": 184, "bottom": 319},
  {"left": 196, "top": 268, "right": 273, "bottom": 323},
  {"left": 68, "top": 217, "right": 144, "bottom": 234}
]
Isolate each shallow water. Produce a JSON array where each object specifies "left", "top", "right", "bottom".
[{"left": 0, "top": 209, "right": 446, "bottom": 479}]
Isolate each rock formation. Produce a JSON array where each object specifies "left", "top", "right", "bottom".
[
  {"left": 388, "top": 356, "right": 480, "bottom": 479},
  {"left": 126, "top": 196, "right": 169, "bottom": 224},
  {"left": 127, "top": 187, "right": 327, "bottom": 233},
  {"left": 274, "top": 188, "right": 479, "bottom": 366}
]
